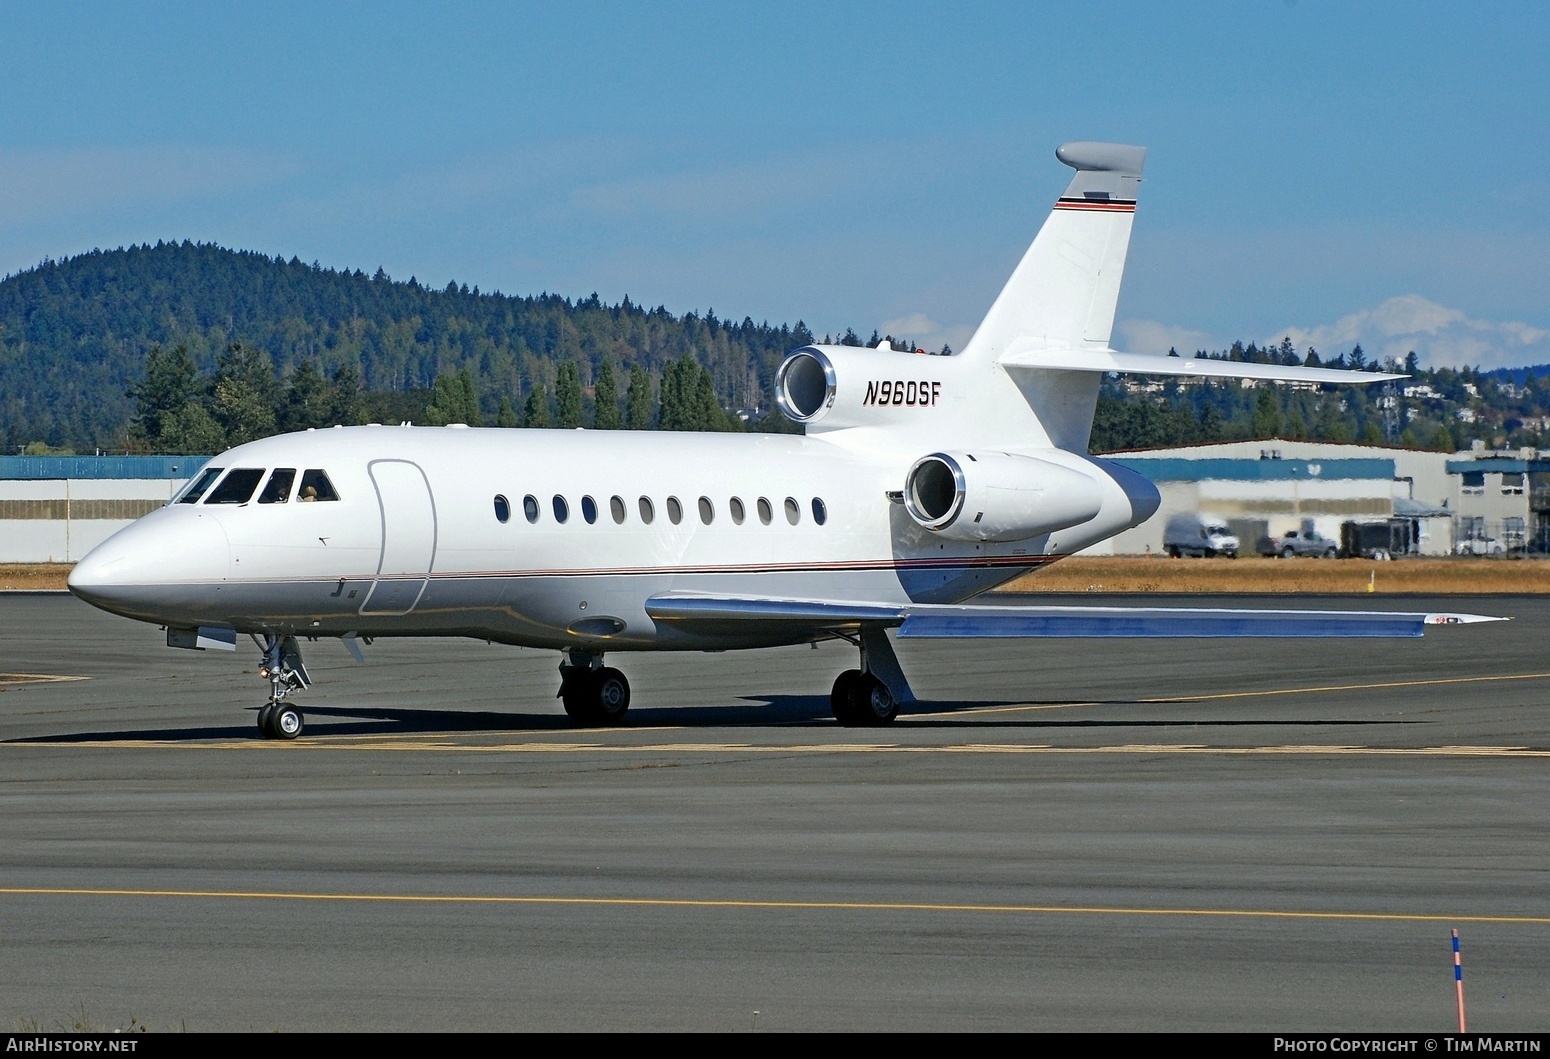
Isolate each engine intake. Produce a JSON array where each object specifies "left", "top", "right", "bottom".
[
  {"left": 775, "top": 348, "right": 837, "bottom": 423},
  {"left": 903, "top": 451, "right": 1104, "bottom": 542}
]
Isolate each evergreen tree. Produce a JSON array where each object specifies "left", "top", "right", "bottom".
[
  {"left": 523, "top": 383, "right": 551, "bottom": 427},
  {"left": 495, "top": 396, "right": 519, "bottom": 428},
  {"left": 593, "top": 360, "right": 620, "bottom": 429},
  {"left": 277, "top": 360, "right": 334, "bottom": 432},
  {"left": 209, "top": 342, "right": 277, "bottom": 446},
  {"left": 423, "top": 367, "right": 482, "bottom": 426},
  {"left": 625, "top": 364, "right": 653, "bottom": 429},
  {"left": 128, "top": 344, "right": 201, "bottom": 446},
  {"left": 159, "top": 401, "right": 226, "bottom": 453},
  {"left": 554, "top": 361, "right": 583, "bottom": 428},
  {"left": 1251, "top": 387, "right": 1283, "bottom": 438},
  {"left": 328, "top": 363, "right": 363, "bottom": 426},
  {"left": 658, "top": 357, "right": 691, "bottom": 430}
]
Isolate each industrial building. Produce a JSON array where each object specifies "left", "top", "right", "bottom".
[{"left": 0, "top": 456, "right": 208, "bottom": 563}]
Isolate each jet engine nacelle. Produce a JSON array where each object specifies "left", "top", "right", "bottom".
[
  {"left": 902, "top": 450, "right": 1105, "bottom": 542},
  {"left": 775, "top": 345, "right": 949, "bottom": 431}
]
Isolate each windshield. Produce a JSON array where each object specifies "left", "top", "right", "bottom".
[
  {"left": 203, "top": 468, "right": 267, "bottom": 505},
  {"left": 175, "top": 467, "right": 223, "bottom": 505}
]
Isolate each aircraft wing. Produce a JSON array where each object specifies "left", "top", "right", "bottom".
[
  {"left": 1000, "top": 348, "right": 1404, "bottom": 385},
  {"left": 644, "top": 593, "right": 1502, "bottom": 639}
]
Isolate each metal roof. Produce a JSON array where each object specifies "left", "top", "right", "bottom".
[
  {"left": 1107, "top": 456, "right": 1396, "bottom": 483},
  {"left": 0, "top": 455, "right": 210, "bottom": 480}
]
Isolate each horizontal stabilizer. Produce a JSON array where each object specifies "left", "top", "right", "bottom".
[
  {"left": 1001, "top": 348, "right": 1403, "bottom": 385},
  {"left": 645, "top": 593, "right": 1501, "bottom": 639}
]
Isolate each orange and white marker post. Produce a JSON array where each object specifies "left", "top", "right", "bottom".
[{"left": 1452, "top": 929, "right": 1466, "bottom": 1032}]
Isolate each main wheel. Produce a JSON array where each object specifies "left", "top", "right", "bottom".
[
  {"left": 560, "top": 671, "right": 596, "bottom": 723},
  {"left": 1165, "top": 546, "right": 1180, "bottom": 558},
  {"left": 257, "top": 703, "right": 277, "bottom": 738},
  {"left": 855, "top": 674, "right": 899, "bottom": 725},
  {"left": 591, "top": 667, "right": 631, "bottom": 725},
  {"left": 1281, "top": 546, "right": 1296, "bottom": 559},
  {"left": 272, "top": 704, "right": 304, "bottom": 740},
  {"left": 831, "top": 669, "right": 865, "bottom": 726}
]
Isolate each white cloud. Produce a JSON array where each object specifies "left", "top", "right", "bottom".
[
  {"left": 1115, "top": 319, "right": 1217, "bottom": 356},
  {"left": 878, "top": 312, "right": 973, "bottom": 355},
  {"left": 1273, "top": 295, "right": 1550, "bottom": 370}
]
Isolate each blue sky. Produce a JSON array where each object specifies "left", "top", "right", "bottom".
[{"left": 2, "top": 1, "right": 1547, "bottom": 368}]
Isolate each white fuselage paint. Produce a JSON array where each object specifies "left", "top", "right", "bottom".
[{"left": 67, "top": 422, "right": 1157, "bottom": 652}]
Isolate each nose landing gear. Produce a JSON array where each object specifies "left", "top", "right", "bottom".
[
  {"left": 255, "top": 634, "right": 310, "bottom": 740},
  {"left": 558, "top": 649, "right": 631, "bottom": 726}
]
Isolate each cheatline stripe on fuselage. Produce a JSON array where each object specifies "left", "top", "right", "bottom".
[
  {"left": 125, "top": 553, "right": 1061, "bottom": 587},
  {"left": 1053, "top": 198, "right": 1137, "bottom": 212}
]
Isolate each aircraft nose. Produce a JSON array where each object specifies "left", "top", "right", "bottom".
[{"left": 68, "top": 512, "right": 231, "bottom": 614}]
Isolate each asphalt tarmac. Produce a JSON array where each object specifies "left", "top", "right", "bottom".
[{"left": 1, "top": 592, "right": 1546, "bottom": 1032}]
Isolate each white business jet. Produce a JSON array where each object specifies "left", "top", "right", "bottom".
[{"left": 68, "top": 142, "right": 1493, "bottom": 738}]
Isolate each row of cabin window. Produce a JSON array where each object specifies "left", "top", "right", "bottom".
[
  {"left": 176, "top": 466, "right": 341, "bottom": 506},
  {"left": 494, "top": 493, "right": 827, "bottom": 528}
]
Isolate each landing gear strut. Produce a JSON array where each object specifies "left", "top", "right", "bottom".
[
  {"left": 830, "top": 625, "right": 913, "bottom": 727},
  {"left": 255, "top": 634, "right": 310, "bottom": 740},
  {"left": 558, "top": 649, "right": 630, "bottom": 726}
]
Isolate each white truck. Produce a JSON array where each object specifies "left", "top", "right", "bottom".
[{"left": 1162, "top": 513, "right": 1240, "bottom": 558}]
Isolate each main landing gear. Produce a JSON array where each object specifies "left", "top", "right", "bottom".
[
  {"left": 558, "top": 649, "right": 631, "bottom": 726},
  {"left": 830, "top": 626, "right": 914, "bottom": 727},
  {"left": 255, "top": 634, "right": 311, "bottom": 740}
]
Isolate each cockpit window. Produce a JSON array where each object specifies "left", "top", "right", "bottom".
[
  {"left": 176, "top": 467, "right": 223, "bottom": 504},
  {"left": 203, "top": 468, "right": 267, "bottom": 505},
  {"left": 297, "top": 469, "right": 340, "bottom": 502},
  {"left": 258, "top": 469, "right": 296, "bottom": 504}
]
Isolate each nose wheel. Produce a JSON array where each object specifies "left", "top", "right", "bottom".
[
  {"left": 256, "top": 702, "right": 305, "bottom": 740},
  {"left": 254, "top": 634, "right": 311, "bottom": 740}
]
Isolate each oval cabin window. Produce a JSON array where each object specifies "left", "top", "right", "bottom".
[
  {"left": 524, "top": 495, "right": 540, "bottom": 523},
  {"left": 811, "top": 498, "right": 827, "bottom": 526},
  {"left": 494, "top": 495, "right": 511, "bottom": 523},
  {"left": 581, "top": 495, "right": 598, "bottom": 524},
  {"left": 729, "top": 497, "right": 745, "bottom": 524},
  {"left": 638, "top": 496, "right": 655, "bottom": 524},
  {"left": 610, "top": 496, "right": 627, "bottom": 524},
  {"left": 553, "top": 495, "right": 569, "bottom": 523},
  {"left": 757, "top": 497, "right": 772, "bottom": 525},
  {"left": 667, "top": 497, "right": 683, "bottom": 525},
  {"left": 784, "top": 497, "right": 800, "bottom": 525},
  {"left": 698, "top": 497, "right": 714, "bottom": 524}
]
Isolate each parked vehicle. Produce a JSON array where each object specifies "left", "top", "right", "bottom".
[
  {"left": 1259, "top": 521, "right": 1339, "bottom": 558},
  {"left": 1341, "top": 518, "right": 1420, "bottom": 560},
  {"left": 1456, "top": 536, "right": 1506, "bottom": 556},
  {"left": 1163, "top": 513, "right": 1239, "bottom": 558}
]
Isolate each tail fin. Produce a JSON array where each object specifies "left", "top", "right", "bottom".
[{"left": 959, "top": 142, "right": 1145, "bottom": 365}]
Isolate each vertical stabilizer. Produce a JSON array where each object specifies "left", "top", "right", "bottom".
[{"left": 959, "top": 142, "right": 1146, "bottom": 365}]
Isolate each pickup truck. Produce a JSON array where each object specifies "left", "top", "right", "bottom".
[{"left": 1260, "top": 526, "right": 1340, "bottom": 558}]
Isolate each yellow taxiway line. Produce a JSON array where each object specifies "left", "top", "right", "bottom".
[{"left": 2, "top": 885, "right": 1546, "bottom": 925}]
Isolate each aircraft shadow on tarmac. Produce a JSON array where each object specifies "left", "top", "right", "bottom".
[{"left": 10, "top": 694, "right": 1423, "bottom": 744}]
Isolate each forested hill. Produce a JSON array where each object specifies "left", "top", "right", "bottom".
[
  {"left": 0, "top": 241, "right": 821, "bottom": 450},
  {"left": 2, "top": 240, "right": 1543, "bottom": 456}
]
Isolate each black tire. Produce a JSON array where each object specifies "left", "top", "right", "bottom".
[
  {"left": 1225, "top": 550, "right": 1237, "bottom": 559},
  {"left": 560, "top": 670, "right": 596, "bottom": 723},
  {"left": 831, "top": 669, "right": 865, "bottom": 726},
  {"left": 1281, "top": 547, "right": 1296, "bottom": 559},
  {"left": 592, "top": 667, "right": 631, "bottom": 725},
  {"left": 1324, "top": 548, "right": 1338, "bottom": 559},
  {"left": 1165, "top": 546, "right": 1180, "bottom": 558},
  {"left": 855, "top": 674, "right": 899, "bottom": 725},
  {"left": 257, "top": 703, "right": 276, "bottom": 738},
  {"left": 272, "top": 704, "right": 304, "bottom": 740}
]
